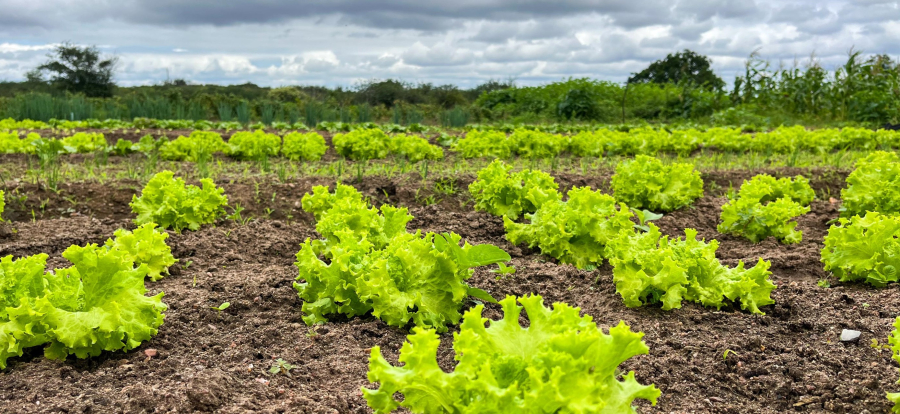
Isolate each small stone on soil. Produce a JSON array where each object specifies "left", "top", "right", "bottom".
[
  {"left": 840, "top": 329, "right": 861, "bottom": 342},
  {"left": 144, "top": 349, "right": 158, "bottom": 358}
]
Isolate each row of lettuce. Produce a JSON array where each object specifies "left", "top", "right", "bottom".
[
  {"left": 4, "top": 126, "right": 900, "bottom": 166},
  {"left": 3, "top": 147, "right": 900, "bottom": 411}
]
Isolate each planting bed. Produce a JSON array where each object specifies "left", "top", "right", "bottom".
[{"left": 1, "top": 167, "right": 898, "bottom": 414}]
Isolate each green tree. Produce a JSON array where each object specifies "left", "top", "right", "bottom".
[
  {"left": 33, "top": 43, "right": 118, "bottom": 97},
  {"left": 629, "top": 49, "right": 725, "bottom": 90}
]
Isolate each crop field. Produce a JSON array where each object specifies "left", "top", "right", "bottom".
[{"left": 2, "top": 120, "right": 900, "bottom": 414}]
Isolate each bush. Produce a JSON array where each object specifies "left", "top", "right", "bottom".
[
  {"left": 718, "top": 175, "right": 814, "bottom": 244},
  {"left": 468, "top": 160, "right": 560, "bottom": 220},
  {"left": 556, "top": 88, "right": 601, "bottom": 120},
  {"left": 282, "top": 132, "right": 327, "bottom": 161},
  {"left": 130, "top": 171, "right": 228, "bottom": 232},
  {"left": 611, "top": 155, "right": 703, "bottom": 212},
  {"left": 363, "top": 295, "right": 660, "bottom": 413}
]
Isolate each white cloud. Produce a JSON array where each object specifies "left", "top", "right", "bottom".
[{"left": 0, "top": 1, "right": 896, "bottom": 87}]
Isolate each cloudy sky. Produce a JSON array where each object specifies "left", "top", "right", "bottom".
[{"left": 0, "top": 0, "right": 898, "bottom": 88}]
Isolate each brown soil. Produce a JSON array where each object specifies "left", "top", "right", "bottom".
[{"left": 1, "top": 167, "right": 898, "bottom": 413}]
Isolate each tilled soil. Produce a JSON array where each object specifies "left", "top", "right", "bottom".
[{"left": 1, "top": 168, "right": 898, "bottom": 414}]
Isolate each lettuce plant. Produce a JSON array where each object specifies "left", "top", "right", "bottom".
[
  {"left": 611, "top": 155, "right": 703, "bottom": 212},
  {"left": 887, "top": 317, "right": 900, "bottom": 411},
  {"left": 130, "top": 171, "right": 229, "bottom": 233},
  {"left": 468, "top": 160, "right": 561, "bottom": 220},
  {"left": 103, "top": 223, "right": 177, "bottom": 281},
  {"left": 452, "top": 130, "right": 511, "bottom": 158},
  {"left": 227, "top": 130, "right": 281, "bottom": 161},
  {"left": 282, "top": 131, "right": 327, "bottom": 161},
  {"left": 606, "top": 224, "right": 776, "bottom": 314},
  {"left": 0, "top": 132, "right": 40, "bottom": 154},
  {"left": 333, "top": 128, "right": 390, "bottom": 160},
  {"left": 61, "top": 132, "right": 107, "bottom": 153},
  {"left": 841, "top": 151, "right": 900, "bottom": 217},
  {"left": 504, "top": 187, "right": 635, "bottom": 269},
  {"left": 821, "top": 212, "right": 900, "bottom": 287},
  {"left": 508, "top": 128, "right": 565, "bottom": 158},
  {"left": 363, "top": 294, "right": 660, "bottom": 413},
  {"left": 0, "top": 241, "right": 167, "bottom": 369},
  {"left": 295, "top": 231, "right": 509, "bottom": 332},
  {"left": 159, "top": 131, "right": 227, "bottom": 161},
  {"left": 718, "top": 175, "right": 814, "bottom": 244},
  {"left": 388, "top": 134, "right": 443, "bottom": 162},
  {"left": 301, "top": 184, "right": 412, "bottom": 253}
]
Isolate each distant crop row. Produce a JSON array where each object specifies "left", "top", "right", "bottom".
[{"left": 3, "top": 126, "right": 900, "bottom": 170}]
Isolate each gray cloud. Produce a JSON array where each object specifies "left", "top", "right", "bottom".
[{"left": 0, "top": 0, "right": 896, "bottom": 87}]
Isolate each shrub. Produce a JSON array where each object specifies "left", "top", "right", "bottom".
[
  {"left": 504, "top": 187, "right": 635, "bottom": 269},
  {"left": 822, "top": 212, "right": 900, "bottom": 287},
  {"left": 611, "top": 155, "right": 704, "bottom": 212},
  {"left": 130, "top": 171, "right": 228, "bottom": 232},
  {"left": 363, "top": 295, "right": 660, "bottom": 413},
  {"left": 841, "top": 151, "right": 900, "bottom": 217},
  {"left": 607, "top": 224, "right": 776, "bottom": 314},
  {"left": 333, "top": 128, "right": 390, "bottom": 160},
  {"left": 468, "top": 160, "right": 560, "bottom": 220},
  {"left": 282, "top": 131, "right": 327, "bottom": 161},
  {"left": 718, "top": 175, "right": 814, "bottom": 244}
]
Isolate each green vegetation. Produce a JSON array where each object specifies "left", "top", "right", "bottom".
[
  {"left": 468, "top": 160, "right": 561, "bottom": 220},
  {"left": 607, "top": 224, "right": 776, "bottom": 314},
  {"left": 841, "top": 151, "right": 900, "bottom": 217},
  {"left": 130, "top": 171, "right": 229, "bottom": 232},
  {"left": 822, "top": 212, "right": 900, "bottom": 287},
  {"left": 0, "top": 233, "right": 167, "bottom": 369},
  {"left": 611, "top": 155, "right": 704, "bottom": 212},
  {"left": 504, "top": 187, "right": 635, "bottom": 270},
  {"left": 718, "top": 175, "right": 815, "bottom": 243},
  {"left": 363, "top": 294, "right": 660, "bottom": 413},
  {"left": 294, "top": 184, "right": 510, "bottom": 332},
  {"left": 282, "top": 131, "right": 326, "bottom": 161}
]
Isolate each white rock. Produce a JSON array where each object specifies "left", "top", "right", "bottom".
[{"left": 840, "top": 329, "right": 861, "bottom": 342}]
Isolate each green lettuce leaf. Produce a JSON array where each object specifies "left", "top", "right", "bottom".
[
  {"left": 611, "top": 155, "right": 703, "bottom": 212},
  {"left": 468, "top": 160, "right": 561, "bottom": 220},
  {"left": 607, "top": 224, "right": 776, "bottom": 314},
  {"left": 505, "top": 186, "right": 635, "bottom": 269},
  {"left": 130, "top": 170, "right": 229, "bottom": 233},
  {"left": 841, "top": 151, "right": 900, "bottom": 217},
  {"left": 104, "top": 223, "right": 177, "bottom": 281},
  {"left": 363, "top": 295, "right": 660, "bottom": 413},
  {"left": 718, "top": 174, "right": 813, "bottom": 244},
  {"left": 821, "top": 212, "right": 900, "bottom": 287}
]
